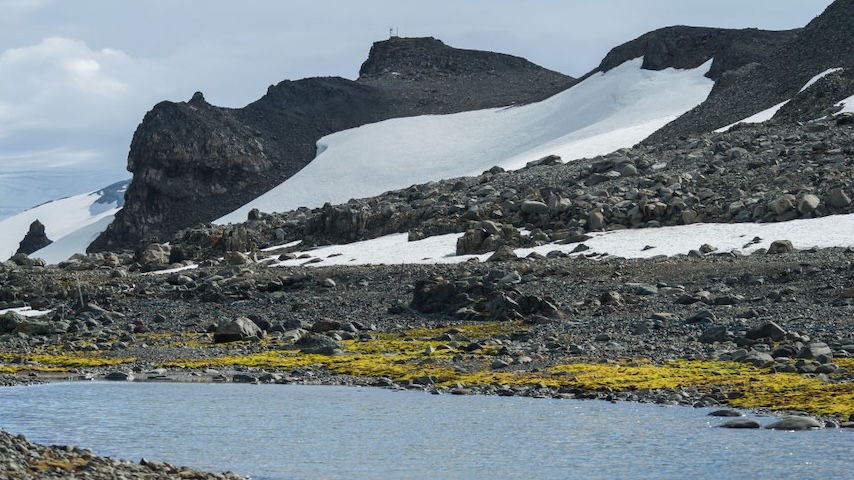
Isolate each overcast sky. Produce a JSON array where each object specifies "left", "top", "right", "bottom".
[{"left": 0, "top": 0, "right": 835, "bottom": 218}]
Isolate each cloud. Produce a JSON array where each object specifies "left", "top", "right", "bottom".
[{"left": 0, "top": 37, "right": 141, "bottom": 131}]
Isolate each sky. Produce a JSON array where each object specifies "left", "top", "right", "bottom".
[{"left": 0, "top": 0, "right": 835, "bottom": 219}]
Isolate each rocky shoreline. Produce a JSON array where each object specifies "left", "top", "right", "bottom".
[{"left": 6, "top": 114, "right": 854, "bottom": 477}]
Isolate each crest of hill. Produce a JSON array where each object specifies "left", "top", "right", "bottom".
[
  {"left": 593, "top": 25, "right": 799, "bottom": 81},
  {"left": 648, "top": 0, "right": 854, "bottom": 140},
  {"left": 357, "top": 36, "right": 575, "bottom": 112},
  {"left": 89, "top": 38, "right": 575, "bottom": 252}
]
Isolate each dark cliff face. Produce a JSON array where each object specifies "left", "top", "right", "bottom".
[
  {"left": 649, "top": 0, "right": 854, "bottom": 141},
  {"left": 358, "top": 37, "right": 575, "bottom": 112},
  {"left": 594, "top": 26, "right": 799, "bottom": 81},
  {"left": 89, "top": 37, "right": 575, "bottom": 252}
]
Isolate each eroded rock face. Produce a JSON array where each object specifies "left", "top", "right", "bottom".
[
  {"left": 595, "top": 26, "right": 798, "bottom": 81},
  {"left": 90, "top": 94, "right": 271, "bottom": 251}
]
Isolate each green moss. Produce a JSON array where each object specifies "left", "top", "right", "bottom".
[{"left": 146, "top": 325, "right": 854, "bottom": 416}]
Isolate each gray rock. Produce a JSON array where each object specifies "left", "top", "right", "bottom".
[
  {"left": 13, "top": 318, "right": 52, "bottom": 336},
  {"left": 719, "top": 418, "right": 761, "bottom": 429},
  {"left": 213, "top": 317, "right": 263, "bottom": 343},
  {"left": 520, "top": 200, "right": 549, "bottom": 215},
  {"left": 826, "top": 187, "right": 851, "bottom": 208},
  {"left": 709, "top": 409, "right": 744, "bottom": 417},
  {"left": 797, "top": 194, "right": 821, "bottom": 214},
  {"left": 699, "top": 325, "right": 728, "bottom": 344},
  {"left": 766, "top": 240, "right": 795, "bottom": 254},
  {"left": 739, "top": 351, "right": 774, "bottom": 367},
  {"left": 796, "top": 342, "right": 832, "bottom": 360},
  {"left": 104, "top": 371, "right": 133, "bottom": 381},
  {"left": 765, "top": 416, "right": 822, "bottom": 431},
  {"left": 0, "top": 311, "right": 24, "bottom": 334},
  {"left": 487, "top": 245, "right": 518, "bottom": 262},
  {"left": 295, "top": 333, "right": 343, "bottom": 355},
  {"left": 746, "top": 321, "right": 787, "bottom": 341}
]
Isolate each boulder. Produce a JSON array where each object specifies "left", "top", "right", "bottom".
[
  {"left": 765, "top": 416, "right": 822, "bottom": 431},
  {"left": 745, "top": 321, "right": 786, "bottom": 341},
  {"left": 295, "top": 333, "right": 343, "bottom": 355},
  {"left": 14, "top": 317, "right": 53, "bottom": 336},
  {"left": 719, "top": 418, "right": 761, "bottom": 429},
  {"left": 766, "top": 240, "right": 795, "bottom": 254},
  {"left": 0, "top": 311, "right": 24, "bottom": 334},
  {"left": 520, "top": 200, "right": 549, "bottom": 215},
  {"left": 213, "top": 317, "right": 263, "bottom": 343}
]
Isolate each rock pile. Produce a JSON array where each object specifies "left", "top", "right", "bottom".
[{"left": 0, "top": 429, "right": 244, "bottom": 479}]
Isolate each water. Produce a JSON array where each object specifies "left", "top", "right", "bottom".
[{"left": 0, "top": 382, "right": 849, "bottom": 480}]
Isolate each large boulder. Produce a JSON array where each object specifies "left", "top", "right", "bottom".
[
  {"left": 0, "top": 311, "right": 25, "bottom": 334},
  {"left": 213, "top": 317, "right": 263, "bottom": 343}
]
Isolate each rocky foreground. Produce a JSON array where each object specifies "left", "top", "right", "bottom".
[
  {"left": 6, "top": 113, "right": 854, "bottom": 477},
  {"left": 0, "top": 429, "right": 243, "bottom": 480}
]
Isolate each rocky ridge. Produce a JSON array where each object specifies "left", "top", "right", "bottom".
[
  {"left": 89, "top": 37, "right": 574, "bottom": 252},
  {"left": 650, "top": 0, "right": 854, "bottom": 141},
  {"left": 163, "top": 112, "right": 854, "bottom": 261}
]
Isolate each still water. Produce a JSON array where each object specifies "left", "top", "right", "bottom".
[{"left": 0, "top": 381, "right": 849, "bottom": 479}]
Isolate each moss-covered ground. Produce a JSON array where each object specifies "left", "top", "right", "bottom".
[{"left": 3, "top": 322, "right": 853, "bottom": 417}]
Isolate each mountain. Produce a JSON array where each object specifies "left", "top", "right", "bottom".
[
  {"left": 88, "top": 37, "right": 574, "bottom": 252},
  {"left": 7, "top": 0, "right": 854, "bottom": 264},
  {"left": 649, "top": 0, "right": 854, "bottom": 141}
]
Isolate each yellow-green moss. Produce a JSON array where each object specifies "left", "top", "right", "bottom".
[
  {"left": 144, "top": 323, "right": 854, "bottom": 416},
  {"left": 0, "top": 353, "right": 137, "bottom": 370}
]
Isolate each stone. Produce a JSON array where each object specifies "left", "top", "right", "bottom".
[
  {"left": 796, "top": 342, "right": 832, "bottom": 360},
  {"left": 587, "top": 211, "right": 607, "bottom": 231},
  {"left": 765, "top": 416, "right": 822, "bottom": 431},
  {"left": 295, "top": 333, "right": 343, "bottom": 355},
  {"left": 698, "top": 325, "right": 728, "bottom": 344},
  {"left": 13, "top": 318, "right": 53, "bottom": 336},
  {"left": 739, "top": 351, "right": 774, "bottom": 367},
  {"left": 719, "top": 418, "right": 761, "bottom": 429},
  {"left": 797, "top": 194, "right": 821, "bottom": 214},
  {"left": 487, "top": 245, "right": 518, "bottom": 262},
  {"left": 137, "top": 243, "right": 171, "bottom": 271},
  {"left": 709, "top": 409, "right": 744, "bottom": 417},
  {"left": 520, "top": 200, "right": 550, "bottom": 215},
  {"left": 0, "top": 311, "right": 24, "bottom": 334},
  {"left": 213, "top": 317, "right": 263, "bottom": 343},
  {"left": 104, "top": 371, "right": 133, "bottom": 381},
  {"left": 745, "top": 321, "right": 787, "bottom": 341},
  {"left": 766, "top": 240, "right": 795, "bottom": 254},
  {"left": 826, "top": 187, "right": 851, "bottom": 208}
]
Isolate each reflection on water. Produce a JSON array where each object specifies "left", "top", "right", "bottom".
[{"left": 0, "top": 382, "right": 849, "bottom": 480}]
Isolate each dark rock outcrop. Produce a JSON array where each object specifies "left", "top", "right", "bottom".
[
  {"left": 15, "top": 220, "right": 52, "bottom": 256},
  {"left": 89, "top": 38, "right": 574, "bottom": 252},
  {"left": 649, "top": 0, "right": 854, "bottom": 140},
  {"left": 594, "top": 26, "right": 799, "bottom": 81}
]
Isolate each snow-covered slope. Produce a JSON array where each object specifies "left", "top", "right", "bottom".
[
  {"left": 0, "top": 182, "right": 126, "bottom": 264},
  {"left": 218, "top": 58, "right": 714, "bottom": 224},
  {"left": 10, "top": 58, "right": 853, "bottom": 266},
  {"left": 264, "top": 213, "right": 854, "bottom": 268}
]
